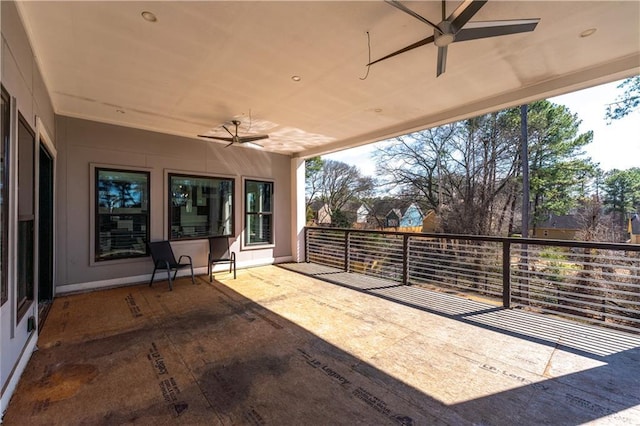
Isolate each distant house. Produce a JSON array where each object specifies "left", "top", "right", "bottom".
[
  {"left": 383, "top": 202, "right": 424, "bottom": 230},
  {"left": 309, "top": 200, "right": 331, "bottom": 225},
  {"left": 533, "top": 214, "right": 580, "bottom": 240},
  {"left": 629, "top": 213, "right": 640, "bottom": 244},
  {"left": 422, "top": 210, "right": 439, "bottom": 233},
  {"left": 339, "top": 201, "right": 370, "bottom": 229}
]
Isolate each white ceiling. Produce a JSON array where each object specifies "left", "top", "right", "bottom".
[{"left": 16, "top": 1, "right": 640, "bottom": 158}]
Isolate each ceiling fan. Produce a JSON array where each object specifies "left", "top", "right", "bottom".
[
  {"left": 368, "top": 0, "right": 540, "bottom": 77},
  {"left": 198, "top": 120, "right": 269, "bottom": 148}
]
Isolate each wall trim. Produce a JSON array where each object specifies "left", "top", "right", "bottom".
[
  {"left": 56, "top": 256, "right": 294, "bottom": 295},
  {"left": 0, "top": 332, "right": 37, "bottom": 419}
]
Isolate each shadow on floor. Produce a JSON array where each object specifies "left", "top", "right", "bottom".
[{"left": 3, "top": 267, "right": 639, "bottom": 425}]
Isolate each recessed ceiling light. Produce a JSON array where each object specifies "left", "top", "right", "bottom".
[
  {"left": 580, "top": 28, "right": 596, "bottom": 38},
  {"left": 291, "top": 75, "right": 301, "bottom": 82},
  {"left": 141, "top": 11, "right": 157, "bottom": 23}
]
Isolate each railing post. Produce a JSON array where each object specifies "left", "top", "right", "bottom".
[
  {"left": 304, "top": 227, "right": 309, "bottom": 263},
  {"left": 344, "top": 230, "right": 350, "bottom": 272},
  {"left": 502, "top": 241, "right": 511, "bottom": 308},
  {"left": 403, "top": 234, "right": 409, "bottom": 286}
]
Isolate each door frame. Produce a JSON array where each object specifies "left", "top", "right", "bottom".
[{"left": 35, "top": 117, "right": 56, "bottom": 302}]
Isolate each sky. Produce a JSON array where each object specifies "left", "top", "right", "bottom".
[{"left": 323, "top": 78, "right": 639, "bottom": 176}]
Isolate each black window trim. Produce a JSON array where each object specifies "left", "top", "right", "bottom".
[
  {"left": 167, "top": 172, "right": 235, "bottom": 241},
  {"left": 0, "top": 86, "right": 10, "bottom": 307},
  {"left": 16, "top": 112, "right": 35, "bottom": 321},
  {"left": 94, "top": 167, "right": 150, "bottom": 262},
  {"left": 243, "top": 178, "right": 274, "bottom": 248}
]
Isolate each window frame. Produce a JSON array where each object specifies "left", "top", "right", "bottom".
[
  {"left": 94, "top": 167, "right": 150, "bottom": 262},
  {"left": 243, "top": 178, "right": 274, "bottom": 248},
  {"left": 167, "top": 173, "right": 235, "bottom": 241},
  {"left": 0, "top": 86, "right": 10, "bottom": 307},
  {"left": 16, "top": 113, "right": 35, "bottom": 320}
]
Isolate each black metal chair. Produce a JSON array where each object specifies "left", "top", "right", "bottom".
[
  {"left": 208, "top": 236, "right": 236, "bottom": 282},
  {"left": 147, "top": 240, "right": 195, "bottom": 290}
]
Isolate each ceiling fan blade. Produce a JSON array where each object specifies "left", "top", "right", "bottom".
[
  {"left": 239, "top": 134, "right": 269, "bottom": 143},
  {"left": 244, "top": 141, "right": 264, "bottom": 149},
  {"left": 368, "top": 35, "right": 435, "bottom": 66},
  {"left": 386, "top": 0, "right": 441, "bottom": 32},
  {"left": 449, "top": 0, "right": 487, "bottom": 32},
  {"left": 454, "top": 19, "right": 540, "bottom": 42},
  {"left": 436, "top": 45, "right": 447, "bottom": 77},
  {"left": 222, "top": 125, "right": 235, "bottom": 137},
  {"left": 197, "top": 135, "right": 234, "bottom": 142}
]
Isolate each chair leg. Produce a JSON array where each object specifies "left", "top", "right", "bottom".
[
  {"left": 189, "top": 263, "right": 195, "bottom": 284},
  {"left": 233, "top": 260, "right": 236, "bottom": 279},
  {"left": 150, "top": 267, "right": 157, "bottom": 287},
  {"left": 167, "top": 269, "right": 173, "bottom": 291}
]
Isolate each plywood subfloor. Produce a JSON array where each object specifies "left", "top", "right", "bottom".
[{"left": 3, "top": 265, "right": 639, "bottom": 425}]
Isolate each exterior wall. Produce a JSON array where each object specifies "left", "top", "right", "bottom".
[
  {"left": 55, "top": 116, "right": 292, "bottom": 293},
  {"left": 1, "top": 0, "right": 56, "bottom": 416},
  {"left": 316, "top": 204, "right": 331, "bottom": 224},
  {"left": 422, "top": 210, "right": 438, "bottom": 233},
  {"left": 399, "top": 204, "right": 423, "bottom": 228},
  {"left": 356, "top": 205, "right": 369, "bottom": 224},
  {"left": 533, "top": 228, "right": 578, "bottom": 240},
  {"left": 385, "top": 211, "right": 400, "bottom": 228}
]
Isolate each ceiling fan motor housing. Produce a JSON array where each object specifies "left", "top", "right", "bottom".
[{"left": 434, "top": 21, "right": 455, "bottom": 47}]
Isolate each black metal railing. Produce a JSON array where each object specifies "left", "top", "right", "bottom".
[{"left": 305, "top": 227, "right": 640, "bottom": 333}]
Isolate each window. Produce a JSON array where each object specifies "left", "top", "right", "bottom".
[
  {"left": 95, "top": 168, "right": 149, "bottom": 261},
  {"left": 0, "top": 87, "right": 9, "bottom": 306},
  {"left": 17, "top": 114, "right": 35, "bottom": 319},
  {"left": 169, "top": 174, "right": 233, "bottom": 240},
  {"left": 245, "top": 180, "right": 273, "bottom": 246}
]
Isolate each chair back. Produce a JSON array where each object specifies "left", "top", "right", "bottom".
[
  {"left": 208, "top": 236, "right": 231, "bottom": 260},
  {"left": 148, "top": 240, "right": 178, "bottom": 265}
]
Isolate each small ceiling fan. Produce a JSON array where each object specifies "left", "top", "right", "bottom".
[
  {"left": 198, "top": 120, "right": 269, "bottom": 148},
  {"left": 368, "top": 0, "right": 540, "bottom": 77}
]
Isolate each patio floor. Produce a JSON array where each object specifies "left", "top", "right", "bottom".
[{"left": 3, "top": 264, "right": 639, "bottom": 425}]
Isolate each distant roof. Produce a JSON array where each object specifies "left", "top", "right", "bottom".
[
  {"left": 309, "top": 199, "right": 327, "bottom": 211},
  {"left": 631, "top": 213, "right": 640, "bottom": 235},
  {"left": 537, "top": 214, "right": 580, "bottom": 230}
]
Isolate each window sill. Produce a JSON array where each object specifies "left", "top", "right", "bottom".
[{"left": 241, "top": 243, "right": 275, "bottom": 251}]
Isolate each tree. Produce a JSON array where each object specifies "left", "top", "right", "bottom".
[
  {"left": 373, "top": 101, "right": 595, "bottom": 236},
  {"left": 373, "top": 112, "right": 522, "bottom": 235},
  {"left": 602, "top": 167, "right": 640, "bottom": 229},
  {"left": 513, "top": 101, "right": 596, "bottom": 229},
  {"left": 306, "top": 159, "right": 374, "bottom": 226},
  {"left": 305, "top": 156, "right": 324, "bottom": 210},
  {"left": 605, "top": 76, "right": 640, "bottom": 122},
  {"left": 318, "top": 160, "right": 374, "bottom": 216}
]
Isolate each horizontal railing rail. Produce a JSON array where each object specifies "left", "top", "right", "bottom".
[{"left": 305, "top": 227, "right": 640, "bottom": 334}]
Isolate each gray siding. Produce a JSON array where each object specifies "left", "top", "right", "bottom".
[
  {"left": 1, "top": 0, "right": 55, "bottom": 410},
  {"left": 55, "top": 116, "right": 292, "bottom": 289}
]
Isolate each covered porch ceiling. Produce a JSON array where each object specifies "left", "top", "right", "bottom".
[{"left": 15, "top": 1, "right": 640, "bottom": 158}]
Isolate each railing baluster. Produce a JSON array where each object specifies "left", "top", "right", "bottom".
[
  {"left": 503, "top": 241, "right": 511, "bottom": 308},
  {"left": 403, "top": 234, "right": 409, "bottom": 286},
  {"left": 344, "top": 230, "right": 350, "bottom": 272},
  {"left": 305, "top": 227, "right": 310, "bottom": 263}
]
